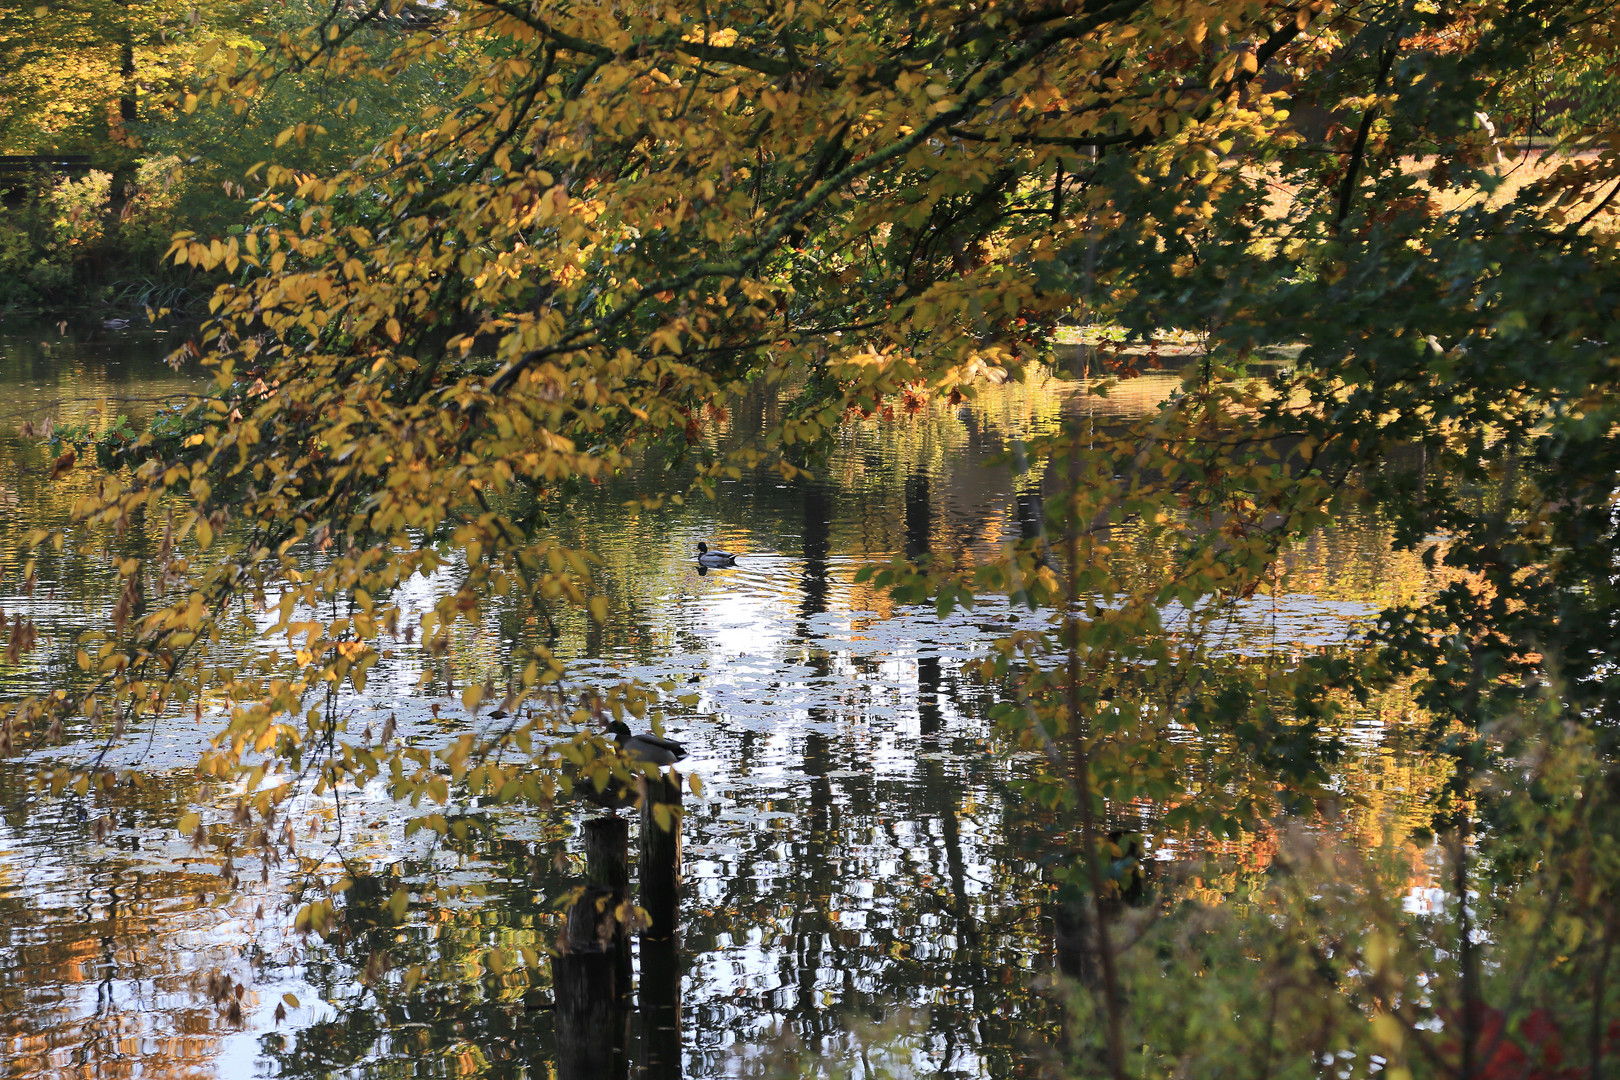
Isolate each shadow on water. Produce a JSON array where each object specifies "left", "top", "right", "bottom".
[{"left": 0, "top": 325, "right": 1455, "bottom": 1077}]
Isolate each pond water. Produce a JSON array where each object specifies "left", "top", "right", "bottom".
[{"left": 0, "top": 322, "right": 1443, "bottom": 1078}]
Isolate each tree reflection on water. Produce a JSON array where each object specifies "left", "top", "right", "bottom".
[{"left": 0, "top": 327, "right": 1446, "bottom": 1077}]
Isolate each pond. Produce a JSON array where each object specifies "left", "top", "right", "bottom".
[{"left": 0, "top": 321, "right": 1445, "bottom": 1078}]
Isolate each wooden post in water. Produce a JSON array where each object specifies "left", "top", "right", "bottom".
[
  {"left": 638, "top": 771, "right": 682, "bottom": 940},
  {"left": 1052, "top": 889, "right": 1099, "bottom": 987},
  {"left": 904, "top": 472, "right": 931, "bottom": 562},
  {"left": 1051, "top": 831, "right": 1149, "bottom": 985},
  {"left": 640, "top": 934, "right": 682, "bottom": 1079},
  {"left": 638, "top": 770, "right": 683, "bottom": 1078},
  {"left": 553, "top": 818, "right": 630, "bottom": 1080},
  {"left": 585, "top": 815, "right": 633, "bottom": 1005}
]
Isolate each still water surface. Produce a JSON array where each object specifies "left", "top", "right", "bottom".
[{"left": 0, "top": 323, "right": 1438, "bottom": 1078}]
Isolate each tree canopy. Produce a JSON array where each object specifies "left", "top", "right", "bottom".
[
  {"left": 5, "top": 0, "right": 1620, "bottom": 1071},
  {"left": 0, "top": 0, "right": 216, "bottom": 156}
]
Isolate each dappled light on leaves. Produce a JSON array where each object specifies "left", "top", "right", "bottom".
[{"left": 1, "top": 0, "right": 1619, "bottom": 1075}]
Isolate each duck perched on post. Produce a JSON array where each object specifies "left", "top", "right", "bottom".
[
  {"left": 696, "top": 542, "right": 737, "bottom": 568},
  {"left": 606, "top": 720, "right": 688, "bottom": 765}
]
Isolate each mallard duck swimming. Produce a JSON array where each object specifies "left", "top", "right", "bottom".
[
  {"left": 696, "top": 542, "right": 737, "bottom": 568},
  {"left": 607, "top": 720, "right": 688, "bottom": 765}
]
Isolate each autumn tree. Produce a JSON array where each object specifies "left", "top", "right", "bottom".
[
  {"left": 6, "top": 0, "right": 1620, "bottom": 1073},
  {"left": 0, "top": 0, "right": 207, "bottom": 158}
]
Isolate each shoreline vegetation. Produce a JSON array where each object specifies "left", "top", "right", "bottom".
[{"left": 0, "top": 157, "right": 206, "bottom": 315}]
